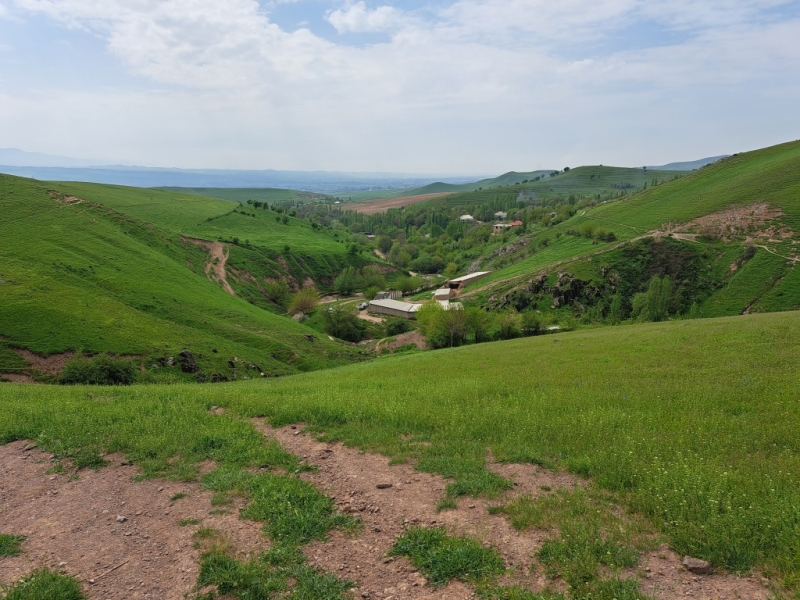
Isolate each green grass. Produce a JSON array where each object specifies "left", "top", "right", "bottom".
[
  {"left": 473, "top": 140, "right": 800, "bottom": 290},
  {"left": 0, "top": 174, "right": 364, "bottom": 377},
  {"left": 179, "top": 518, "right": 201, "bottom": 526},
  {"left": 492, "top": 489, "right": 648, "bottom": 593},
  {"left": 0, "top": 535, "right": 25, "bottom": 557},
  {"left": 157, "top": 187, "right": 328, "bottom": 206},
  {"left": 0, "top": 569, "right": 84, "bottom": 600},
  {"left": 390, "top": 526, "right": 505, "bottom": 586}
]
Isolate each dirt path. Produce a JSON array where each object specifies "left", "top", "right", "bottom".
[
  {"left": 0, "top": 441, "right": 267, "bottom": 600},
  {"left": 354, "top": 193, "right": 455, "bottom": 215},
  {"left": 257, "top": 424, "right": 770, "bottom": 600},
  {"left": 181, "top": 237, "right": 236, "bottom": 296}
]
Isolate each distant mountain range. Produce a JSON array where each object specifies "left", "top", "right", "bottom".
[{"left": 0, "top": 148, "right": 483, "bottom": 193}]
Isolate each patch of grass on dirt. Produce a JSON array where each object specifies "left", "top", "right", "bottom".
[
  {"left": 0, "top": 535, "right": 25, "bottom": 557},
  {"left": 390, "top": 526, "right": 505, "bottom": 587},
  {"left": 171, "top": 492, "right": 188, "bottom": 501},
  {"left": 204, "top": 469, "right": 358, "bottom": 545},
  {"left": 0, "top": 568, "right": 85, "bottom": 600},
  {"left": 491, "top": 489, "right": 652, "bottom": 596},
  {"left": 195, "top": 541, "right": 352, "bottom": 600},
  {"left": 180, "top": 518, "right": 202, "bottom": 527},
  {"left": 479, "top": 587, "right": 565, "bottom": 600}
]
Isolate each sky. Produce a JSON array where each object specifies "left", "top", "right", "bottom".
[{"left": 0, "top": 0, "right": 799, "bottom": 173}]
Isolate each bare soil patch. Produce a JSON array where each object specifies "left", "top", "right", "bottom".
[
  {"left": 0, "top": 441, "right": 267, "bottom": 600},
  {"left": 354, "top": 193, "right": 455, "bottom": 215},
  {"left": 13, "top": 348, "right": 75, "bottom": 376},
  {"left": 181, "top": 237, "right": 236, "bottom": 296},
  {"left": 257, "top": 423, "right": 771, "bottom": 600},
  {"left": 676, "top": 203, "right": 788, "bottom": 242}
]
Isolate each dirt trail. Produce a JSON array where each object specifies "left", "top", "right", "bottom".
[
  {"left": 257, "top": 424, "right": 769, "bottom": 600},
  {"left": 181, "top": 237, "right": 236, "bottom": 296},
  {"left": 0, "top": 441, "right": 267, "bottom": 600}
]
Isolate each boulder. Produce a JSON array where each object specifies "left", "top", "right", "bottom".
[
  {"left": 178, "top": 349, "right": 200, "bottom": 373},
  {"left": 682, "top": 556, "right": 713, "bottom": 575}
]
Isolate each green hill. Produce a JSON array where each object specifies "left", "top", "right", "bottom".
[
  {"left": 405, "top": 170, "right": 554, "bottom": 196},
  {"left": 0, "top": 175, "right": 368, "bottom": 380},
  {"left": 2, "top": 311, "right": 798, "bottom": 591},
  {"left": 157, "top": 186, "right": 328, "bottom": 206},
  {"left": 464, "top": 141, "right": 800, "bottom": 320}
]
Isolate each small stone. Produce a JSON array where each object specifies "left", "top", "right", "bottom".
[
  {"left": 468, "top": 504, "right": 476, "bottom": 509},
  {"left": 89, "top": 579, "right": 95, "bottom": 584},
  {"left": 376, "top": 483, "right": 393, "bottom": 489},
  {"left": 116, "top": 515, "right": 127, "bottom": 522},
  {"left": 59, "top": 561, "right": 67, "bottom": 567},
  {"left": 682, "top": 556, "right": 712, "bottom": 575}
]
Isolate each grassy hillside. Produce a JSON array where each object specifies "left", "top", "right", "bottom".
[
  {"left": 2, "top": 311, "right": 798, "bottom": 590},
  {"left": 436, "top": 166, "right": 684, "bottom": 209},
  {"left": 157, "top": 186, "right": 328, "bottom": 206},
  {"left": 406, "top": 170, "right": 554, "bottom": 196},
  {"left": 468, "top": 141, "right": 800, "bottom": 318},
  {"left": 0, "top": 174, "right": 365, "bottom": 379},
  {"left": 46, "top": 180, "right": 377, "bottom": 289}
]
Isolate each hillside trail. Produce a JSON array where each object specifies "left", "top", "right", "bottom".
[
  {"left": 255, "top": 422, "right": 771, "bottom": 600},
  {"left": 181, "top": 237, "right": 236, "bottom": 296},
  {"left": 0, "top": 427, "right": 775, "bottom": 600}
]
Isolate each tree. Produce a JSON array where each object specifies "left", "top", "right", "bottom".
[
  {"left": 323, "top": 305, "right": 366, "bottom": 343},
  {"left": 609, "top": 293, "right": 624, "bottom": 324},
  {"left": 521, "top": 311, "right": 541, "bottom": 336},
  {"left": 361, "top": 265, "right": 386, "bottom": 290},
  {"left": 495, "top": 310, "right": 521, "bottom": 340},
  {"left": 288, "top": 288, "right": 318, "bottom": 315},
  {"left": 264, "top": 280, "right": 290, "bottom": 308},
  {"left": 631, "top": 276, "right": 672, "bottom": 322},
  {"left": 333, "top": 266, "right": 363, "bottom": 296},
  {"left": 395, "top": 275, "right": 420, "bottom": 295},
  {"left": 465, "top": 306, "right": 492, "bottom": 343}
]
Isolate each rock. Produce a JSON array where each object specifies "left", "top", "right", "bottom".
[
  {"left": 682, "top": 556, "right": 712, "bottom": 575},
  {"left": 178, "top": 349, "right": 200, "bottom": 373},
  {"left": 376, "top": 483, "right": 393, "bottom": 489},
  {"left": 116, "top": 515, "right": 127, "bottom": 522}
]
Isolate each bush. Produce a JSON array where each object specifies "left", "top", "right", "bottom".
[
  {"left": 364, "top": 286, "right": 380, "bottom": 301},
  {"left": 287, "top": 288, "right": 318, "bottom": 315},
  {"left": 323, "top": 306, "right": 366, "bottom": 343},
  {"left": 333, "top": 267, "right": 363, "bottom": 296},
  {"left": 59, "top": 354, "right": 137, "bottom": 386},
  {"left": 385, "top": 318, "right": 410, "bottom": 337}
]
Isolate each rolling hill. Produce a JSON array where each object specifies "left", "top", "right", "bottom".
[
  {"left": 462, "top": 140, "right": 800, "bottom": 320},
  {"left": 0, "top": 175, "right": 372, "bottom": 381}
]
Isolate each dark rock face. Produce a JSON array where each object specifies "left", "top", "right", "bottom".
[{"left": 178, "top": 349, "right": 200, "bottom": 373}]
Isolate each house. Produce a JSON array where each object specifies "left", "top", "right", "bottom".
[
  {"left": 459, "top": 215, "right": 475, "bottom": 223},
  {"left": 368, "top": 298, "right": 421, "bottom": 319},
  {"left": 493, "top": 223, "right": 511, "bottom": 235},
  {"left": 447, "top": 271, "right": 491, "bottom": 290},
  {"left": 508, "top": 220, "right": 523, "bottom": 227},
  {"left": 494, "top": 211, "right": 507, "bottom": 221}
]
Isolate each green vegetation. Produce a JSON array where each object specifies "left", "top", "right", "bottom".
[
  {"left": 59, "top": 354, "right": 138, "bottom": 386},
  {"left": 0, "top": 174, "right": 366, "bottom": 378},
  {"left": 156, "top": 186, "right": 328, "bottom": 207},
  {"left": 195, "top": 539, "right": 352, "bottom": 600},
  {"left": 492, "top": 489, "right": 651, "bottom": 595},
  {"left": 2, "top": 311, "right": 798, "bottom": 590},
  {"left": 1, "top": 569, "right": 84, "bottom": 600},
  {"left": 390, "top": 527, "right": 505, "bottom": 586},
  {"left": 0, "top": 535, "right": 25, "bottom": 557}
]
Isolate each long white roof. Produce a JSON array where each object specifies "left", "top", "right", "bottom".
[
  {"left": 369, "top": 299, "right": 422, "bottom": 312},
  {"left": 448, "top": 271, "right": 491, "bottom": 283}
]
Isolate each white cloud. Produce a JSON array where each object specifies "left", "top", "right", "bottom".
[
  {"left": 3, "top": 0, "right": 800, "bottom": 171},
  {"left": 327, "top": 1, "right": 403, "bottom": 34}
]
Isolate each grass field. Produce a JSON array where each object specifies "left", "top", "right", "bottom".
[
  {"left": 2, "top": 311, "right": 798, "bottom": 590},
  {"left": 0, "top": 174, "right": 363, "bottom": 377},
  {"left": 155, "top": 187, "right": 329, "bottom": 206},
  {"left": 471, "top": 141, "right": 800, "bottom": 294}
]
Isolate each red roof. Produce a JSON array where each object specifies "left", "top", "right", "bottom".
[{"left": 509, "top": 220, "right": 523, "bottom": 226}]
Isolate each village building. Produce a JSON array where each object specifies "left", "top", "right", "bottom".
[
  {"left": 493, "top": 223, "right": 512, "bottom": 235},
  {"left": 373, "top": 290, "right": 402, "bottom": 300},
  {"left": 433, "top": 287, "right": 452, "bottom": 301},
  {"left": 494, "top": 211, "right": 507, "bottom": 221},
  {"left": 446, "top": 271, "right": 491, "bottom": 290},
  {"left": 368, "top": 298, "right": 421, "bottom": 319},
  {"left": 459, "top": 214, "right": 476, "bottom": 223}
]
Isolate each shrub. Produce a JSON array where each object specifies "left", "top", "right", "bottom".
[
  {"left": 385, "top": 318, "right": 410, "bottom": 337},
  {"left": 323, "top": 306, "right": 366, "bottom": 343},
  {"left": 59, "top": 354, "right": 137, "bottom": 386},
  {"left": 287, "top": 288, "right": 318, "bottom": 316},
  {"left": 333, "top": 267, "right": 363, "bottom": 296}
]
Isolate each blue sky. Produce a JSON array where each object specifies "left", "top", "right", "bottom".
[{"left": 1, "top": 0, "right": 799, "bottom": 173}]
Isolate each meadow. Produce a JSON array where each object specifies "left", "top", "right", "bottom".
[{"left": 2, "top": 311, "right": 798, "bottom": 592}]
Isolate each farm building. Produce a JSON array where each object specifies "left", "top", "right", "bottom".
[
  {"left": 509, "top": 220, "right": 523, "bottom": 227},
  {"left": 433, "top": 287, "right": 452, "bottom": 301},
  {"left": 459, "top": 214, "right": 476, "bottom": 223},
  {"left": 373, "top": 290, "right": 402, "bottom": 300},
  {"left": 368, "top": 298, "right": 422, "bottom": 319},
  {"left": 447, "top": 271, "right": 491, "bottom": 290},
  {"left": 494, "top": 211, "right": 507, "bottom": 220}
]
